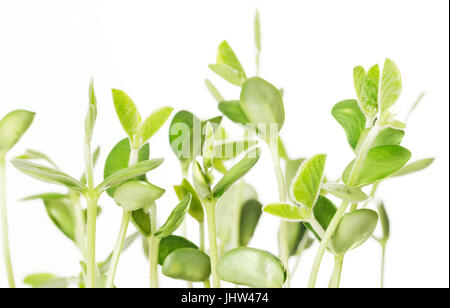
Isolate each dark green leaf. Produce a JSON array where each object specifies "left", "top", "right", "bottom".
[
  {"left": 239, "top": 199, "right": 262, "bottom": 246},
  {"left": 162, "top": 248, "right": 211, "bottom": 282}
]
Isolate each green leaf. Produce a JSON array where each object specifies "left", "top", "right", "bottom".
[
  {"left": 169, "top": 110, "right": 202, "bottom": 168},
  {"left": 342, "top": 145, "right": 412, "bottom": 187},
  {"left": 218, "top": 100, "right": 250, "bottom": 125},
  {"left": 217, "top": 247, "right": 286, "bottom": 288},
  {"left": 24, "top": 273, "right": 69, "bottom": 288},
  {"left": 154, "top": 194, "right": 192, "bottom": 238},
  {"left": 103, "top": 138, "right": 149, "bottom": 197},
  {"left": 112, "top": 89, "right": 141, "bottom": 141},
  {"left": 380, "top": 58, "right": 402, "bottom": 112},
  {"left": 353, "top": 66, "right": 366, "bottom": 105},
  {"left": 389, "top": 158, "right": 434, "bottom": 178},
  {"left": 361, "top": 64, "right": 380, "bottom": 119},
  {"left": 331, "top": 209, "right": 379, "bottom": 254},
  {"left": 240, "top": 77, "right": 285, "bottom": 131},
  {"left": 139, "top": 106, "right": 173, "bottom": 145},
  {"left": 44, "top": 197, "right": 76, "bottom": 241},
  {"left": 321, "top": 183, "right": 369, "bottom": 202},
  {"left": 372, "top": 128, "right": 404, "bottom": 148},
  {"left": 113, "top": 180, "right": 165, "bottom": 211},
  {"left": 239, "top": 199, "right": 262, "bottom": 246},
  {"left": 290, "top": 154, "right": 327, "bottom": 211},
  {"left": 285, "top": 222, "right": 308, "bottom": 256},
  {"left": 331, "top": 99, "right": 366, "bottom": 149},
  {"left": 131, "top": 208, "right": 152, "bottom": 237},
  {"left": 97, "top": 158, "right": 164, "bottom": 194},
  {"left": 192, "top": 161, "right": 211, "bottom": 199},
  {"left": 264, "top": 202, "right": 309, "bottom": 221},
  {"left": 84, "top": 79, "right": 97, "bottom": 142},
  {"left": 205, "top": 79, "right": 224, "bottom": 103},
  {"left": 214, "top": 140, "right": 258, "bottom": 160},
  {"left": 285, "top": 158, "right": 305, "bottom": 190},
  {"left": 0, "top": 109, "right": 35, "bottom": 154},
  {"left": 157, "top": 235, "right": 198, "bottom": 265},
  {"left": 21, "top": 192, "right": 68, "bottom": 201},
  {"left": 209, "top": 41, "right": 246, "bottom": 86},
  {"left": 304, "top": 195, "right": 337, "bottom": 241},
  {"left": 173, "top": 178, "right": 204, "bottom": 222},
  {"left": 377, "top": 202, "right": 390, "bottom": 242},
  {"left": 162, "top": 248, "right": 211, "bottom": 282},
  {"left": 212, "top": 147, "right": 261, "bottom": 198},
  {"left": 12, "top": 159, "right": 87, "bottom": 193},
  {"left": 254, "top": 10, "right": 261, "bottom": 52},
  {"left": 15, "top": 149, "right": 58, "bottom": 169}
]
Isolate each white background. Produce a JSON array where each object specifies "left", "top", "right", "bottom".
[{"left": 0, "top": 0, "right": 448, "bottom": 288}]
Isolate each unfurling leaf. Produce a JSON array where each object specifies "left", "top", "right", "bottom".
[
  {"left": 192, "top": 161, "right": 211, "bottom": 199},
  {"left": 209, "top": 41, "right": 247, "bottom": 86},
  {"left": 154, "top": 194, "right": 192, "bottom": 238}
]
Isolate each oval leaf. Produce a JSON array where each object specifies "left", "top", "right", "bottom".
[
  {"left": 113, "top": 180, "right": 165, "bottom": 211},
  {"left": 331, "top": 99, "right": 366, "bottom": 149},
  {"left": 321, "top": 183, "right": 369, "bottom": 202},
  {"left": 12, "top": 159, "right": 86, "bottom": 193},
  {"left": 97, "top": 158, "right": 164, "bottom": 194},
  {"left": 342, "top": 145, "right": 412, "bottom": 187},
  {"left": 131, "top": 208, "right": 152, "bottom": 237},
  {"left": 162, "top": 248, "right": 211, "bottom": 282},
  {"left": 212, "top": 147, "right": 261, "bottom": 198},
  {"left": 239, "top": 199, "right": 262, "bottom": 246},
  {"left": 154, "top": 194, "right": 192, "bottom": 238},
  {"left": 24, "top": 273, "right": 69, "bottom": 288},
  {"left": 331, "top": 209, "right": 379, "bottom": 254},
  {"left": 0, "top": 109, "right": 35, "bottom": 154},
  {"left": 290, "top": 154, "right": 327, "bottom": 210},
  {"left": 372, "top": 127, "right": 404, "bottom": 148},
  {"left": 240, "top": 77, "right": 285, "bottom": 130},
  {"left": 380, "top": 58, "right": 402, "bottom": 112},
  {"left": 218, "top": 100, "right": 250, "bottom": 125},
  {"left": 217, "top": 247, "right": 286, "bottom": 288},
  {"left": 157, "top": 235, "right": 198, "bottom": 265},
  {"left": 139, "top": 106, "right": 174, "bottom": 145},
  {"left": 112, "top": 89, "right": 141, "bottom": 141}
]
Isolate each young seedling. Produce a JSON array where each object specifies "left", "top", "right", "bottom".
[
  {"left": 0, "top": 109, "right": 35, "bottom": 287},
  {"left": 13, "top": 80, "right": 165, "bottom": 288}
]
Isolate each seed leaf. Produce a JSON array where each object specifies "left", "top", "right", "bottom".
[
  {"left": 342, "top": 145, "right": 412, "bottom": 187},
  {"left": 173, "top": 178, "right": 204, "bottom": 222},
  {"left": 12, "top": 159, "right": 87, "bottom": 193},
  {"left": 264, "top": 202, "right": 309, "bottom": 221},
  {"left": 0, "top": 109, "right": 35, "bottom": 154},
  {"left": 154, "top": 194, "right": 192, "bottom": 238},
  {"left": 331, "top": 209, "right": 379, "bottom": 254},
  {"left": 162, "top": 248, "right": 211, "bottom": 282},
  {"left": 112, "top": 89, "right": 141, "bottom": 141},
  {"left": 209, "top": 41, "right": 246, "bottom": 86},
  {"left": 217, "top": 247, "right": 286, "bottom": 288},
  {"left": 157, "top": 235, "right": 198, "bottom": 265},
  {"left": 212, "top": 147, "right": 261, "bottom": 198},
  {"left": 97, "top": 158, "right": 164, "bottom": 194},
  {"left": 113, "top": 180, "right": 165, "bottom": 211},
  {"left": 331, "top": 99, "right": 366, "bottom": 149},
  {"left": 218, "top": 100, "right": 250, "bottom": 125},
  {"left": 240, "top": 77, "right": 285, "bottom": 131},
  {"left": 24, "top": 273, "right": 69, "bottom": 288},
  {"left": 103, "top": 138, "right": 150, "bottom": 196},
  {"left": 321, "top": 183, "right": 369, "bottom": 202},
  {"left": 240, "top": 199, "right": 262, "bottom": 246},
  {"left": 139, "top": 106, "right": 173, "bottom": 145},
  {"left": 389, "top": 157, "right": 434, "bottom": 178},
  {"left": 380, "top": 58, "right": 402, "bottom": 112},
  {"left": 290, "top": 154, "right": 327, "bottom": 211}
]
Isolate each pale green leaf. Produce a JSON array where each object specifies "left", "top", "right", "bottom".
[
  {"left": 218, "top": 100, "right": 250, "bottom": 125},
  {"left": 209, "top": 41, "right": 246, "bottom": 86},
  {"left": 389, "top": 157, "right": 434, "bottom": 178},
  {"left": 154, "top": 194, "right": 192, "bottom": 238},
  {"left": 113, "top": 180, "right": 165, "bottom": 211},
  {"left": 263, "top": 202, "right": 309, "bottom": 221},
  {"left": 205, "top": 79, "right": 224, "bottom": 103},
  {"left": 321, "top": 183, "right": 369, "bottom": 202},
  {"left": 24, "top": 273, "right": 69, "bottom": 288},
  {"left": 380, "top": 58, "right": 402, "bottom": 111},
  {"left": 112, "top": 89, "right": 141, "bottom": 140},
  {"left": 162, "top": 248, "right": 211, "bottom": 282},
  {"left": 0, "top": 109, "right": 35, "bottom": 154},
  {"left": 139, "top": 106, "right": 173, "bottom": 145}
]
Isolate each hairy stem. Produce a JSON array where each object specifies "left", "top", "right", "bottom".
[
  {"left": 105, "top": 210, "right": 131, "bottom": 288},
  {"left": 308, "top": 123, "right": 382, "bottom": 288},
  {"left": 205, "top": 199, "right": 220, "bottom": 288},
  {"left": 269, "top": 140, "right": 290, "bottom": 287},
  {"left": 0, "top": 156, "right": 15, "bottom": 288}
]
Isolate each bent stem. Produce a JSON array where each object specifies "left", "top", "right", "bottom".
[
  {"left": 0, "top": 156, "right": 15, "bottom": 288},
  {"left": 308, "top": 123, "right": 382, "bottom": 288},
  {"left": 268, "top": 139, "right": 290, "bottom": 287},
  {"left": 205, "top": 199, "right": 220, "bottom": 288},
  {"left": 329, "top": 255, "right": 344, "bottom": 288},
  {"left": 105, "top": 210, "right": 131, "bottom": 288}
]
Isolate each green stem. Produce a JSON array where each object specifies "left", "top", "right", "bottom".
[
  {"left": 381, "top": 241, "right": 386, "bottom": 288},
  {"left": 205, "top": 199, "right": 220, "bottom": 288},
  {"left": 268, "top": 140, "right": 290, "bottom": 287},
  {"left": 69, "top": 192, "right": 87, "bottom": 258},
  {"left": 105, "top": 210, "right": 131, "bottom": 288},
  {"left": 149, "top": 202, "right": 159, "bottom": 288},
  {"left": 329, "top": 255, "right": 344, "bottom": 288},
  {"left": 308, "top": 123, "right": 382, "bottom": 288},
  {"left": 0, "top": 156, "right": 15, "bottom": 288},
  {"left": 84, "top": 138, "right": 98, "bottom": 288}
]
